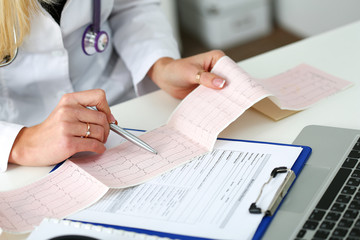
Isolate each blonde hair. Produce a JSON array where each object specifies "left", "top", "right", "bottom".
[{"left": 0, "top": 0, "right": 54, "bottom": 62}]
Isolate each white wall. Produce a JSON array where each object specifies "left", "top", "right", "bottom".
[{"left": 275, "top": 0, "right": 360, "bottom": 37}]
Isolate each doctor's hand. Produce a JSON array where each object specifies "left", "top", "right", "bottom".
[
  {"left": 9, "top": 89, "right": 116, "bottom": 167},
  {"left": 148, "top": 50, "right": 226, "bottom": 99}
]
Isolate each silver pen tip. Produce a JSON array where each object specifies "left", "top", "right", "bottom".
[{"left": 150, "top": 149, "right": 158, "bottom": 155}]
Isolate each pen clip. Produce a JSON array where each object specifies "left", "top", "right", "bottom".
[{"left": 249, "top": 167, "right": 295, "bottom": 216}]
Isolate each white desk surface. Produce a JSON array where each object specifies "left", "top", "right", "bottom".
[{"left": 1, "top": 20, "right": 360, "bottom": 240}]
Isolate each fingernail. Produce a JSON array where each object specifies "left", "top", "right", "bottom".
[
  {"left": 110, "top": 114, "right": 117, "bottom": 124},
  {"left": 213, "top": 78, "right": 226, "bottom": 88}
]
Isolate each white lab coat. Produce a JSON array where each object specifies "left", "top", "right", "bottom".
[{"left": 0, "top": 0, "right": 180, "bottom": 172}]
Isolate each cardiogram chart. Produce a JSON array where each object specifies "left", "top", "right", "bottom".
[{"left": 0, "top": 56, "right": 353, "bottom": 233}]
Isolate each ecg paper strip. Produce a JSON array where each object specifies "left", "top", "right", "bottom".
[
  {"left": 168, "top": 57, "right": 271, "bottom": 150},
  {"left": 0, "top": 161, "right": 108, "bottom": 233},
  {"left": 72, "top": 125, "right": 207, "bottom": 188},
  {"left": 256, "top": 64, "right": 353, "bottom": 110},
  {"left": 0, "top": 56, "right": 352, "bottom": 233}
]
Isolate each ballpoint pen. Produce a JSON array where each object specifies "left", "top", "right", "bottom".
[{"left": 87, "top": 106, "right": 158, "bottom": 154}]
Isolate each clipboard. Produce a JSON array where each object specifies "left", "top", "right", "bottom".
[{"left": 50, "top": 132, "right": 311, "bottom": 240}]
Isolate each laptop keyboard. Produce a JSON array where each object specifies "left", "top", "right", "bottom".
[{"left": 296, "top": 137, "right": 360, "bottom": 240}]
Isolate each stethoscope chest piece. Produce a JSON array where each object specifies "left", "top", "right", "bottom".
[
  {"left": 81, "top": 0, "right": 109, "bottom": 56},
  {"left": 82, "top": 25, "right": 109, "bottom": 56}
]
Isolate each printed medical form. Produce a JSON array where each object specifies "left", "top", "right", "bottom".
[{"left": 70, "top": 140, "right": 303, "bottom": 239}]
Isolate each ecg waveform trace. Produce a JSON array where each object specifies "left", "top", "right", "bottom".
[
  {"left": 0, "top": 161, "right": 108, "bottom": 233},
  {"left": 73, "top": 125, "right": 208, "bottom": 188},
  {"left": 257, "top": 64, "right": 352, "bottom": 110},
  {"left": 168, "top": 56, "right": 272, "bottom": 150}
]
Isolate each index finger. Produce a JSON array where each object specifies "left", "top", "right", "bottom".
[{"left": 65, "top": 89, "right": 115, "bottom": 123}]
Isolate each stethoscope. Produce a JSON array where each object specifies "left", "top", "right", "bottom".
[
  {"left": 0, "top": 0, "right": 109, "bottom": 67},
  {"left": 82, "top": 0, "right": 109, "bottom": 56}
]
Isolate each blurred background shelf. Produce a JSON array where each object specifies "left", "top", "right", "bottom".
[
  {"left": 180, "top": 23, "right": 301, "bottom": 62},
  {"left": 161, "top": 0, "right": 360, "bottom": 62}
]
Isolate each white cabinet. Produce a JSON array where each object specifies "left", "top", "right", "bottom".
[{"left": 178, "top": 0, "right": 272, "bottom": 49}]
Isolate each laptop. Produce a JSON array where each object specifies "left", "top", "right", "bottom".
[{"left": 263, "top": 125, "right": 360, "bottom": 240}]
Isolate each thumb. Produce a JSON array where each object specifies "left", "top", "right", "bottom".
[{"left": 195, "top": 70, "right": 226, "bottom": 89}]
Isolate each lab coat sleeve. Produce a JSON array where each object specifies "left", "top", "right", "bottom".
[
  {"left": 0, "top": 122, "right": 24, "bottom": 173},
  {"left": 109, "top": 0, "right": 181, "bottom": 96}
]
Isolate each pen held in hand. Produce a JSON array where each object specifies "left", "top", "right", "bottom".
[
  {"left": 110, "top": 123, "right": 158, "bottom": 154},
  {"left": 87, "top": 106, "right": 158, "bottom": 154}
]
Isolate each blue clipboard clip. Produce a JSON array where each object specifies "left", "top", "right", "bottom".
[{"left": 249, "top": 166, "right": 296, "bottom": 216}]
